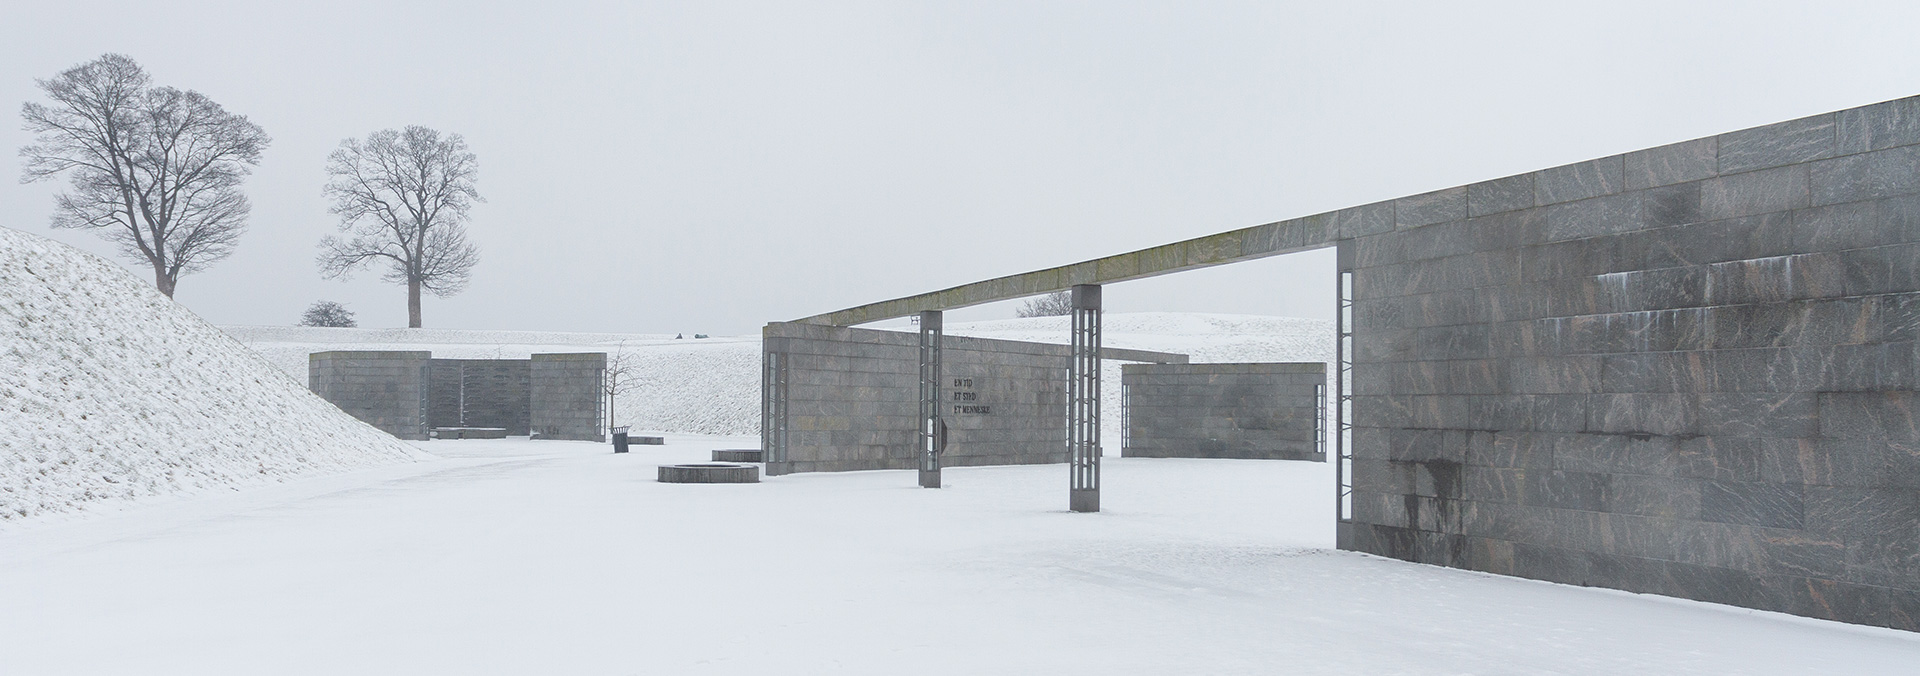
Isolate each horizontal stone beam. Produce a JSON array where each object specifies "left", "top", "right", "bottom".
[
  {"left": 1098, "top": 347, "right": 1187, "bottom": 364},
  {"left": 794, "top": 215, "right": 1356, "bottom": 326}
]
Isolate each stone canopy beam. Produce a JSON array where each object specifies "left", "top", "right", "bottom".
[{"left": 793, "top": 214, "right": 1362, "bottom": 326}]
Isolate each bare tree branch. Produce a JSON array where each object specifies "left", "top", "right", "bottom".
[
  {"left": 1017, "top": 291, "right": 1074, "bottom": 318},
  {"left": 18, "top": 54, "right": 269, "bottom": 297},
  {"left": 319, "top": 125, "right": 481, "bottom": 328}
]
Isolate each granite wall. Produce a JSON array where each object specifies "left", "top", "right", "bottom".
[
  {"left": 761, "top": 322, "right": 1073, "bottom": 475},
  {"left": 312, "top": 351, "right": 601, "bottom": 443},
  {"left": 530, "top": 352, "right": 606, "bottom": 442},
  {"left": 1329, "top": 95, "right": 1920, "bottom": 631},
  {"left": 309, "top": 351, "right": 431, "bottom": 440},
  {"left": 1122, "top": 362, "right": 1326, "bottom": 461}
]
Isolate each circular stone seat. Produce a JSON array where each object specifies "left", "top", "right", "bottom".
[
  {"left": 711, "top": 449, "right": 764, "bottom": 463},
  {"left": 657, "top": 463, "right": 760, "bottom": 484}
]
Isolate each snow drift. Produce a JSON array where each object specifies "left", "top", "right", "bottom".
[{"left": 0, "top": 227, "right": 423, "bottom": 523}]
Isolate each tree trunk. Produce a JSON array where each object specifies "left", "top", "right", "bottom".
[
  {"left": 154, "top": 265, "right": 175, "bottom": 298},
  {"left": 408, "top": 279, "right": 422, "bottom": 328}
]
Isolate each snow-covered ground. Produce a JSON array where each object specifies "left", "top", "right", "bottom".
[
  {"left": 0, "top": 227, "right": 423, "bottom": 524},
  {"left": 225, "top": 312, "right": 1334, "bottom": 449},
  {"left": 1, "top": 435, "right": 1913, "bottom": 674}
]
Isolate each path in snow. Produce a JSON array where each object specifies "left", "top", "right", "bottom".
[{"left": 1, "top": 436, "right": 1913, "bottom": 674}]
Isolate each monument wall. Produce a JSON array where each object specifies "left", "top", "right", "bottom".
[
  {"left": 762, "top": 94, "right": 1920, "bottom": 630},
  {"left": 1329, "top": 96, "right": 1920, "bottom": 631},
  {"left": 309, "top": 351, "right": 431, "bottom": 440},
  {"left": 1122, "top": 362, "right": 1326, "bottom": 461},
  {"left": 311, "top": 351, "right": 602, "bottom": 443},
  {"left": 761, "top": 322, "right": 1080, "bottom": 474},
  {"left": 530, "top": 352, "right": 607, "bottom": 442}
]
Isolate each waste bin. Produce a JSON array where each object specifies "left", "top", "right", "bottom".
[{"left": 612, "top": 426, "right": 630, "bottom": 454}]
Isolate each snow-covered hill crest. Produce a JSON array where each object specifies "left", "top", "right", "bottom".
[{"left": 0, "top": 227, "right": 424, "bottom": 524}]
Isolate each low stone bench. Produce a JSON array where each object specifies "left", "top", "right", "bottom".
[
  {"left": 711, "top": 449, "right": 763, "bottom": 462},
  {"left": 631, "top": 435, "right": 665, "bottom": 445},
  {"left": 433, "top": 427, "right": 509, "bottom": 440},
  {"left": 657, "top": 463, "right": 759, "bottom": 483}
]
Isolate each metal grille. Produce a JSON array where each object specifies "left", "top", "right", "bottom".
[
  {"left": 1068, "top": 284, "right": 1102, "bottom": 512},
  {"left": 1336, "top": 269, "right": 1355, "bottom": 521},
  {"left": 762, "top": 350, "right": 789, "bottom": 471},
  {"left": 918, "top": 311, "right": 944, "bottom": 487},
  {"left": 1315, "top": 381, "right": 1327, "bottom": 461},
  {"left": 418, "top": 363, "right": 431, "bottom": 440}
]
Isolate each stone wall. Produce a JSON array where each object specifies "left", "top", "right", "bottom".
[
  {"left": 309, "top": 351, "right": 431, "bottom": 440},
  {"left": 775, "top": 93, "right": 1920, "bottom": 630},
  {"left": 1329, "top": 96, "right": 1920, "bottom": 631},
  {"left": 427, "top": 359, "right": 532, "bottom": 435},
  {"left": 762, "top": 322, "right": 1073, "bottom": 474},
  {"left": 313, "top": 351, "right": 599, "bottom": 442},
  {"left": 530, "top": 353, "right": 606, "bottom": 442},
  {"left": 1122, "top": 362, "right": 1326, "bottom": 461}
]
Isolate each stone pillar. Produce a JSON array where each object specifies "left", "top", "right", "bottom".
[
  {"left": 918, "top": 310, "right": 944, "bottom": 488},
  {"left": 1068, "top": 284, "right": 1101, "bottom": 512}
]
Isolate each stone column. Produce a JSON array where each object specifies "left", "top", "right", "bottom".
[{"left": 1068, "top": 284, "right": 1101, "bottom": 512}]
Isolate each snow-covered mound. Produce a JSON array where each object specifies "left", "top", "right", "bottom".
[
  {"left": 225, "top": 312, "right": 1333, "bottom": 446},
  {"left": 0, "top": 227, "right": 424, "bottom": 524}
]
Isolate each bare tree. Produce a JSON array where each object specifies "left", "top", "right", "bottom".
[
  {"left": 603, "top": 343, "right": 643, "bottom": 432},
  {"left": 1016, "top": 290, "right": 1074, "bottom": 318},
  {"left": 299, "top": 300, "right": 357, "bottom": 327},
  {"left": 319, "top": 126, "right": 480, "bottom": 328},
  {"left": 19, "top": 54, "right": 270, "bottom": 297}
]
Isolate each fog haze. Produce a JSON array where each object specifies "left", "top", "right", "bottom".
[{"left": 4, "top": 1, "right": 1917, "bottom": 333}]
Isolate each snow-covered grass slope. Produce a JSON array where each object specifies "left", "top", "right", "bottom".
[
  {"left": 0, "top": 227, "right": 423, "bottom": 524},
  {"left": 226, "top": 312, "right": 1333, "bottom": 446}
]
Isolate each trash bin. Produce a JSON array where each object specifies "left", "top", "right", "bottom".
[{"left": 612, "top": 426, "right": 630, "bottom": 454}]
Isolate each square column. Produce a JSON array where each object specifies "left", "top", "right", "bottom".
[
  {"left": 918, "top": 310, "right": 944, "bottom": 488},
  {"left": 1068, "top": 285, "right": 1101, "bottom": 512}
]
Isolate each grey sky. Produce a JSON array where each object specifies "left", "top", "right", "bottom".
[{"left": 4, "top": 1, "right": 1918, "bottom": 334}]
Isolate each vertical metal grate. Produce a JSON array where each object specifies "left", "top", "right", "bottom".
[
  {"left": 1315, "top": 381, "right": 1327, "bottom": 461},
  {"left": 1068, "top": 284, "right": 1102, "bottom": 512},
  {"left": 1336, "top": 269, "right": 1356, "bottom": 521},
  {"left": 762, "top": 350, "right": 789, "bottom": 474},
  {"left": 917, "top": 311, "right": 944, "bottom": 488}
]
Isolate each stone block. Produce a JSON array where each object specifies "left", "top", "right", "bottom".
[
  {"left": 1699, "top": 480, "right": 1806, "bottom": 529},
  {"left": 1701, "top": 165, "right": 1809, "bottom": 220},
  {"left": 1468, "top": 173, "right": 1534, "bottom": 216},
  {"left": 1535, "top": 155, "right": 1625, "bottom": 206},
  {"left": 1819, "top": 391, "right": 1920, "bottom": 441},
  {"left": 1717, "top": 113, "right": 1837, "bottom": 174},
  {"left": 1811, "top": 144, "right": 1920, "bottom": 207},
  {"left": 1837, "top": 95, "right": 1920, "bottom": 154},
  {"left": 1625, "top": 137, "right": 1719, "bottom": 190},
  {"left": 1396, "top": 187, "right": 1467, "bottom": 229}
]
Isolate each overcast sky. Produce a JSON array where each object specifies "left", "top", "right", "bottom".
[{"left": 4, "top": 1, "right": 1919, "bottom": 334}]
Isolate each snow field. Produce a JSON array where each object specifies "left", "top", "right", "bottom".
[
  {"left": 0, "top": 226, "right": 424, "bottom": 525},
  {"left": 1, "top": 435, "right": 1913, "bottom": 674}
]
